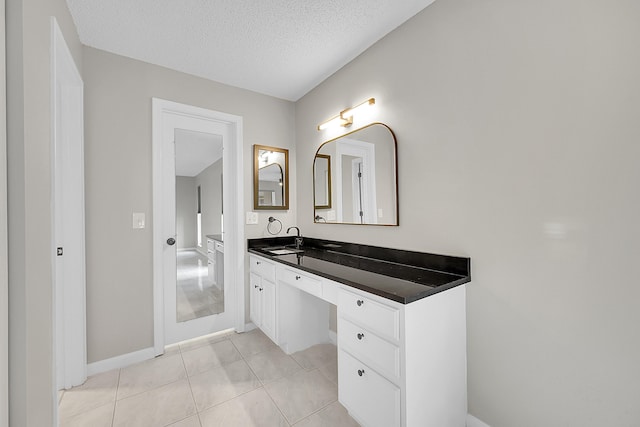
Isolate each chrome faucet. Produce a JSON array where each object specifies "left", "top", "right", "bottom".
[{"left": 287, "top": 226, "right": 303, "bottom": 249}]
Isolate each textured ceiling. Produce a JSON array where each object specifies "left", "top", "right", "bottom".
[
  {"left": 175, "top": 129, "right": 223, "bottom": 177},
  {"left": 66, "top": 0, "right": 435, "bottom": 101}
]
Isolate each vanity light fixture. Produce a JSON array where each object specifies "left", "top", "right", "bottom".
[
  {"left": 317, "top": 97, "right": 376, "bottom": 131},
  {"left": 340, "top": 98, "right": 375, "bottom": 120}
]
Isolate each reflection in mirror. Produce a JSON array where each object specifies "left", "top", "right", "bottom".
[
  {"left": 313, "top": 123, "right": 398, "bottom": 226},
  {"left": 175, "top": 129, "right": 224, "bottom": 322},
  {"left": 254, "top": 145, "right": 289, "bottom": 210},
  {"left": 314, "top": 154, "right": 331, "bottom": 209}
]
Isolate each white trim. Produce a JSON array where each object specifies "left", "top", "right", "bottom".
[
  {"left": 87, "top": 347, "right": 156, "bottom": 377},
  {"left": 152, "top": 98, "right": 245, "bottom": 355},
  {"left": 0, "top": 0, "right": 8, "bottom": 424},
  {"left": 51, "top": 16, "right": 86, "bottom": 395},
  {"left": 328, "top": 330, "right": 337, "bottom": 345},
  {"left": 467, "top": 414, "right": 491, "bottom": 427}
]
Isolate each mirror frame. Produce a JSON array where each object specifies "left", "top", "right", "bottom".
[
  {"left": 313, "top": 154, "right": 332, "bottom": 209},
  {"left": 313, "top": 122, "right": 399, "bottom": 226},
  {"left": 253, "top": 144, "right": 289, "bottom": 210}
]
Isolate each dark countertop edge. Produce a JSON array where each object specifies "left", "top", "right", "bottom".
[
  {"left": 247, "top": 236, "right": 470, "bottom": 277},
  {"left": 248, "top": 248, "right": 470, "bottom": 304}
]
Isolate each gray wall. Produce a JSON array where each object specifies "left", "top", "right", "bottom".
[
  {"left": 6, "top": 0, "right": 82, "bottom": 424},
  {"left": 0, "top": 2, "right": 8, "bottom": 425},
  {"left": 295, "top": 0, "right": 640, "bottom": 426},
  {"left": 83, "top": 46, "right": 296, "bottom": 363},
  {"left": 194, "top": 159, "right": 223, "bottom": 245},
  {"left": 176, "top": 176, "right": 197, "bottom": 249}
]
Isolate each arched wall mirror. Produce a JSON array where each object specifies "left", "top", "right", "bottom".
[
  {"left": 313, "top": 123, "right": 398, "bottom": 225},
  {"left": 254, "top": 144, "right": 289, "bottom": 210}
]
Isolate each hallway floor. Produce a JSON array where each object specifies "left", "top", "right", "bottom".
[
  {"left": 176, "top": 250, "right": 224, "bottom": 322},
  {"left": 58, "top": 329, "right": 360, "bottom": 427}
]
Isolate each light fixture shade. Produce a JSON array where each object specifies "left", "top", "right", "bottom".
[
  {"left": 317, "top": 115, "right": 353, "bottom": 131},
  {"left": 340, "top": 98, "right": 375, "bottom": 119},
  {"left": 317, "top": 97, "right": 374, "bottom": 131}
]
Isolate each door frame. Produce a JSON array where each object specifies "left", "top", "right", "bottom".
[
  {"left": 51, "top": 17, "right": 86, "bottom": 394},
  {"left": 0, "top": 0, "right": 8, "bottom": 425},
  {"left": 335, "top": 139, "right": 377, "bottom": 223},
  {"left": 152, "top": 98, "right": 245, "bottom": 355}
]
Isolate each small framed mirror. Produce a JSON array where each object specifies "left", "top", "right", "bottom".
[
  {"left": 253, "top": 144, "right": 289, "bottom": 210},
  {"left": 314, "top": 154, "right": 331, "bottom": 209},
  {"left": 313, "top": 123, "right": 398, "bottom": 225}
]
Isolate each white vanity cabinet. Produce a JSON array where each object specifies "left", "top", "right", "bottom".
[
  {"left": 249, "top": 255, "right": 277, "bottom": 342},
  {"left": 338, "top": 285, "right": 467, "bottom": 427},
  {"left": 248, "top": 251, "right": 468, "bottom": 427}
]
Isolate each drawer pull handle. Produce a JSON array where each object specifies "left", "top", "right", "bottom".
[
  {"left": 295, "top": 275, "right": 301, "bottom": 280},
  {"left": 357, "top": 333, "right": 364, "bottom": 340},
  {"left": 356, "top": 300, "right": 364, "bottom": 307},
  {"left": 357, "top": 369, "right": 365, "bottom": 377}
]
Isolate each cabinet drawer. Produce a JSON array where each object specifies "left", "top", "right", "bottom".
[
  {"left": 207, "top": 250, "right": 215, "bottom": 261},
  {"left": 207, "top": 239, "right": 214, "bottom": 251},
  {"left": 215, "top": 241, "right": 224, "bottom": 253},
  {"left": 339, "top": 349, "right": 400, "bottom": 427},
  {"left": 338, "top": 289, "right": 400, "bottom": 342},
  {"left": 249, "top": 256, "right": 276, "bottom": 282},
  {"left": 322, "top": 279, "right": 339, "bottom": 305},
  {"left": 339, "top": 318, "right": 400, "bottom": 382},
  {"left": 280, "top": 267, "right": 322, "bottom": 298}
]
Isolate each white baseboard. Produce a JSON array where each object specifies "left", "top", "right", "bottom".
[
  {"left": 328, "top": 330, "right": 337, "bottom": 345},
  {"left": 467, "top": 414, "right": 491, "bottom": 427},
  {"left": 244, "top": 322, "right": 257, "bottom": 332},
  {"left": 87, "top": 347, "right": 156, "bottom": 376}
]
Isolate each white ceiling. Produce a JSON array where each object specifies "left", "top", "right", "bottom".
[
  {"left": 65, "top": 0, "right": 436, "bottom": 101},
  {"left": 174, "top": 129, "right": 223, "bottom": 177}
]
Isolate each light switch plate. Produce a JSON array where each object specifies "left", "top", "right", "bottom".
[
  {"left": 132, "top": 212, "right": 145, "bottom": 229},
  {"left": 246, "top": 211, "right": 259, "bottom": 225}
]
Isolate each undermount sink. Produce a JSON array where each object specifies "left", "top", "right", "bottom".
[{"left": 263, "top": 246, "right": 304, "bottom": 256}]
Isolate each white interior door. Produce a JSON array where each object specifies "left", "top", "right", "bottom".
[
  {"left": 153, "top": 99, "right": 245, "bottom": 351},
  {"left": 51, "top": 17, "right": 86, "bottom": 393}
]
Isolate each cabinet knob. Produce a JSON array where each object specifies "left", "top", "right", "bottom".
[
  {"left": 356, "top": 300, "right": 364, "bottom": 307},
  {"left": 357, "top": 369, "right": 365, "bottom": 377},
  {"left": 259, "top": 287, "right": 263, "bottom": 292},
  {"left": 295, "top": 275, "right": 301, "bottom": 280},
  {"left": 357, "top": 333, "right": 364, "bottom": 340},
  {"left": 256, "top": 261, "right": 261, "bottom": 265},
  {"left": 254, "top": 285, "right": 259, "bottom": 289}
]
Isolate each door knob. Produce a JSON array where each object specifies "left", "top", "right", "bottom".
[{"left": 167, "top": 237, "right": 176, "bottom": 246}]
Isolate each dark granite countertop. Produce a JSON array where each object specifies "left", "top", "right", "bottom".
[
  {"left": 247, "top": 237, "right": 470, "bottom": 304},
  {"left": 206, "top": 234, "right": 223, "bottom": 243}
]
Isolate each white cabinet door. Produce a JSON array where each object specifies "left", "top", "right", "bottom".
[
  {"left": 339, "top": 349, "right": 401, "bottom": 427},
  {"left": 249, "top": 272, "right": 262, "bottom": 327},
  {"left": 261, "top": 278, "right": 277, "bottom": 342}
]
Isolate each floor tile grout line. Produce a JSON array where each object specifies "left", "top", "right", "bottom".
[
  {"left": 261, "top": 380, "right": 294, "bottom": 426},
  {"left": 195, "top": 383, "right": 264, "bottom": 416},
  {"left": 110, "top": 368, "right": 121, "bottom": 427},
  {"left": 116, "top": 352, "right": 189, "bottom": 402},
  {"left": 179, "top": 346, "right": 201, "bottom": 426}
]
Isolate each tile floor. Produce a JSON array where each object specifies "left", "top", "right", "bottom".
[
  {"left": 58, "top": 329, "right": 360, "bottom": 427},
  {"left": 176, "top": 250, "right": 224, "bottom": 322}
]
